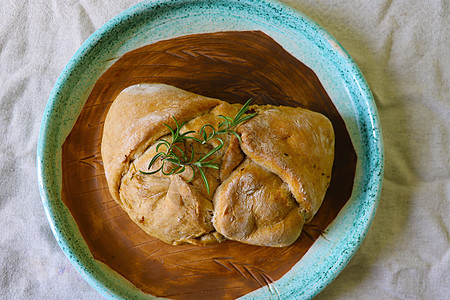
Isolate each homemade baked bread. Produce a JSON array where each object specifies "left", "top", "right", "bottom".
[{"left": 101, "top": 83, "right": 334, "bottom": 247}]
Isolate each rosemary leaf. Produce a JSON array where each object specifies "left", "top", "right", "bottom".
[{"left": 197, "top": 167, "right": 210, "bottom": 194}]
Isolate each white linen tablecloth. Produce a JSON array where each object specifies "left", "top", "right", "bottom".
[{"left": 1, "top": 0, "right": 448, "bottom": 299}]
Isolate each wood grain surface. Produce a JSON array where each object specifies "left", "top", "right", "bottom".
[{"left": 61, "top": 31, "right": 357, "bottom": 299}]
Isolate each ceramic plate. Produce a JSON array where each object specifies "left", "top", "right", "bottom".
[{"left": 37, "top": 0, "right": 383, "bottom": 299}]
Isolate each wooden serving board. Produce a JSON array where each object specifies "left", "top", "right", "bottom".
[{"left": 61, "top": 31, "right": 356, "bottom": 299}]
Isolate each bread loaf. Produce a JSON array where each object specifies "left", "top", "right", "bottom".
[{"left": 101, "top": 83, "right": 334, "bottom": 247}]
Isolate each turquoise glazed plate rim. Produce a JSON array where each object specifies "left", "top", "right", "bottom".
[{"left": 37, "top": 0, "right": 384, "bottom": 299}]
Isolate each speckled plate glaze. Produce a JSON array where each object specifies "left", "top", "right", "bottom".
[{"left": 37, "top": 0, "right": 384, "bottom": 299}]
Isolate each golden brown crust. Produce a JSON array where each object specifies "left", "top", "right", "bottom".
[
  {"left": 101, "top": 84, "right": 221, "bottom": 204},
  {"left": 101, "top": 83, "right": 335, "bottom": 247},
  {"left": 212, "top": 158, "right": 305, "bottom": 247},
  {"left": 236, "top": 105, "right": 335, "bottom": 221}
]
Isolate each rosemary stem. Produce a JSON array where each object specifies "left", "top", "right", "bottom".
[{"left": 141, "top": 99, "right": 257, "bottom": 193}]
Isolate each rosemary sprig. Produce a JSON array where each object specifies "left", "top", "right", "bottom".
[{"left": 140, "top": 99, "right": 257, "bottom": 194}]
